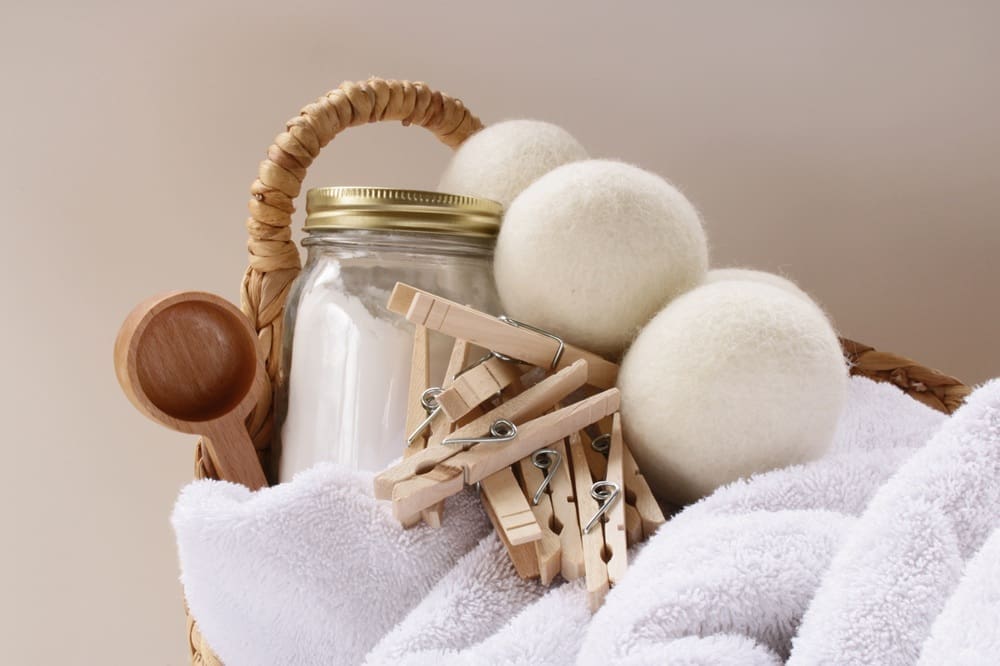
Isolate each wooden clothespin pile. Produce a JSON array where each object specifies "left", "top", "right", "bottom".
[{"left": 376, "top": 283, "right": 666, "bottom": 610}]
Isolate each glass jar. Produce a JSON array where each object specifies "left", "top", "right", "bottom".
[{"left": 275, "top": 187, "right": 502, "bottom": 480}]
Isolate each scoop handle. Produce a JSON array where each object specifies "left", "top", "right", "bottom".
[{"left": 202, "top": 417, "right": 268, "bottom": 491}]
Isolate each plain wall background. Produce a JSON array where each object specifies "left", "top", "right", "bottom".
[{"left": 3, "top": 1, "right": 997, "bottom": 662}]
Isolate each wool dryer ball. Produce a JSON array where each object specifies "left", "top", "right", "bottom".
[
  {"left": 494, "top": 160, "right": 709, "bottom": 356},
  {"left": 438, "top": 120, "right": 588, "bottom": 208},
  {"left": 618, "top": 280, "right": 848, "bottom": 505}
]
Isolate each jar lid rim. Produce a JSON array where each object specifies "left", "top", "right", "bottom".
[{"left": 304, "top": 187, "right": 502, "bottom": 237}]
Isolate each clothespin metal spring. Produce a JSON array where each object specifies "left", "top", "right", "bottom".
[
  {"left": 406, "top": 352, "right": 505, "bottom": 445},
  {"left": 584, "top": 481, "right": 622, "bottom": 534},
  {"left": 530, "top": 448, "right": 562, "bottom": 505},
  {"left": 443, "top": 418, "right": 518, "bottom": 448},
  {"left": 591, "top": 433, "right": 611, "bottom": 456},
  {"left": 492, "top": 315, "right": 566, "bottom": 370},
  {"left": 407, "top": 387, "right": 445, "bottom": 445}
]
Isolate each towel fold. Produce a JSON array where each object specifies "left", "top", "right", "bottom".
[
  {"left": 580, "top": 510, "right": 852, "bottom": 663},
  {"left": 918, "top": 526, "right": 1000, "bottom": 665},
  {"left": 365, "top": 532, "right": 549, "bottom": 663},
  {"left": 789, "top": 378, "right": 1000, "bottom": 666},
  {"left": 172, "top": 376, "right": 1000, "bottom": 666},
  {"left": 173, "top": 464, "right": 490, "bottom": 665}
]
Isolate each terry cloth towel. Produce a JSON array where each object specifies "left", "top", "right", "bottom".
[
  {"left": 788, "top": 377, "right": 1000, "bottom": 665},
  {"left": 171, "top": 376, "right": 1000, "bottom": 665},
  {"left": 172, "top": 466, "right": 490, "bottom": 665}
]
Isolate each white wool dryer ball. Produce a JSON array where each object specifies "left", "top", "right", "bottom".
[
  {"left": 438, "top": 120, "right": 588, "bottom": 208},
  {"left": 703, "top": 267, "right": 811, "bottom": 302},
  {"left": 494, "top": 160, "right": 709, "bottom": 356},
  {"left": 618, "top": 280, "right": 848, "bottom": 505}
]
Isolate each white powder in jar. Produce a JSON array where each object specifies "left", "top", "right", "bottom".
[{"left": 279, "top": 260, "right": 423, "bottom": 479}]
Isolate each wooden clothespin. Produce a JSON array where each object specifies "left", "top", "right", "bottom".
[
  {"left": 567, "top": 413, "right": 629, "bottom": 611},
  {"left": 435, "top": 355, "right": 522, "bottom": 422},
  {"left": 423, "top": 338, "right": 481, "bottom": 526},
  {"left": 479, "top": 468, "right": 541, "bottom": 579},
  {"left": 604, "top": 414, "right": 628, "bottom": 586},
  {"left": 517, "top": 448, "right": 562, "bottom": 585},
  {"left": 622, "top": 442, "right": 666, "bottom": 539},
  {"left": 584, "top": 421, "right": 665, "bottom": 545},
  {"left": 400, "top": 325, "right": 436, "bottom": 528},
  {"left": 567, "top": 431, "right": 609, "bottom": 611},
  {"left": 387, "top": 283, "right": 619, "bottom": 390},
  {"left": 403, "top": 325, "right": 431, "bottom": 459},
  {"left": 424, "top": 338, "right": 474, "bottom": 450},
  {"left": 546, "top": 438, "right": 585, "bottom": 581},
  {"left": 593, "top": 437, "right": 644, "bottom": 547}
]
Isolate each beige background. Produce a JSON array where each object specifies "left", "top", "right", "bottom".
[{"left": 2, "top": 1, "right": 997, "bottom": 663}]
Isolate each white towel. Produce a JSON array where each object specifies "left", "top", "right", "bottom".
[
  {"left": 918, "top": 526, "right": 1000, "bottom": 665},
  {"left": 364, "top": 533, "right": 551, "bottom": 663},
  {"left": 173, "top": 464, "right": 490, "bottom": 665},
  {"left": 788, "top": 378, "right": 1000, "bottom": 665},
  {"left": 171, "top": 376, "right": 1000, "bottom": 665}
]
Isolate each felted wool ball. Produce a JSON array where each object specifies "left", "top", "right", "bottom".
[
  {"left": 618, "top": 280, "right": 848, "bottom": 505},
  {"left": 494, "top": 160, "right": 709, "bottom": 356},
  {"left": 703, "top": 268, "right": 811, "bottom": 302},
  {"left": 438, "top": 120, "right": 588, "bottom": 208}
]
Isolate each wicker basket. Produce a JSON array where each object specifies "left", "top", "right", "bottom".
[{"left": 184, "top": 77, "right": 971, "bottom": 665}]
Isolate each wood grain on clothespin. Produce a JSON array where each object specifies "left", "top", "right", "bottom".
[
  {"left": 517, "top": 454, "right": 562, "bottom": 585},
  {"left": 436, "top": 355, "right": 521, "bottom": 422},
  {"left": 604, "top": 413, "right": 628, "bottom": 586},
  {"left": 480, "top": 470, "right": 542, "bottom": 546},
  {"left": 547, "top": 438, "right": 585, "bottom": 581},
  {"left": 622, "top": 443, "right": 666, "bottom": 539},
  {"left": 387, "top": 283, "right": 619, "bottom": 389},
  {"left": 425, "top": 339, "right": 473, "bottom": 450},
  {"left": 568, "top": 432, "right": 609, "bottom": 611},
  {"left": 479, "top": 471, "right": 540, "bottom": 579},
  {"left": 400, "top": 325, "right": 433, "bottom": 528},
  {"left": 373, "top": 359, "right": 589, "bottom": 502},
  {"left": 391, "top": 388, "right": 621, "bottom": 524},
  {"left": 403, "top": 325, "right": 431, "bottom": 458},
  {"left": 582, "top": 431, "right": 608, "bottom": 481},
  {"left": 624, "top": 504, "right": 644, "bottom": 546}
]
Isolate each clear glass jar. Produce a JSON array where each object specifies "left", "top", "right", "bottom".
[{"left": 275, "top": 188, "right": 502, "bottom": 480}]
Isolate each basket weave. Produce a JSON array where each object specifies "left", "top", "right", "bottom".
[{"left": 185, "top": 77, "right": 971, "bottom": 665}]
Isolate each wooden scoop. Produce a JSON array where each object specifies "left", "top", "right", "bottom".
[{"left": 114, "top": 291, "right": 269, "bottom": 490}]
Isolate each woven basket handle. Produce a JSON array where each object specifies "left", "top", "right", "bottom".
[{"left": 195, "top": 78, "right": 484, "bottom": 482}]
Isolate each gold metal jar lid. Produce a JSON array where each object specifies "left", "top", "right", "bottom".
[{"left": 305, "top": 187, "right": 502, "bottom": 237}]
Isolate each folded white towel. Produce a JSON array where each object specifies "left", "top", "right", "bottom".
[
  {"left": 575, "top": 376, "right": 946, "bottom": 664},
  {"left": 581, "top": 510, "right": 851, "bottom": 663},
  {"left": 372, "top": 558, "right": 591, "bottom": 666},
  {"left": 172, "top": 376, "right": 1000, "bottom": 666},
  {"left": 918, "top": 526, "right": 1000, "bottom": 665},
  {"left": 173, "top": 465, "right": 490, "bottom": 665},
  {"left": 364, "top": 532, "right": 550, "bottom": 663},
  {"left": 788, "top": 378, "right": 1000, "bottom": 666}
]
